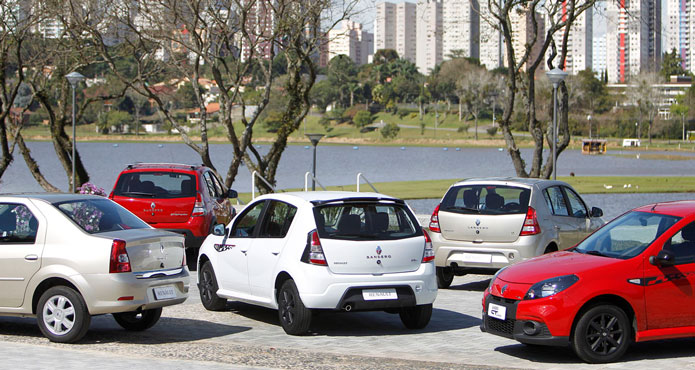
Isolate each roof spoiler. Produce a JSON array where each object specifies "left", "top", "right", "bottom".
[{"left": 311, "top": 197, "right": 404, "bottom": 206}]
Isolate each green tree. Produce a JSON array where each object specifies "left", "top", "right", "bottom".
[
  {"left": 327, "top": 55, "right": 358, "bottom": 107},
  {"left": 310, "top": 79, "right": 338, "bottom": 112},
  {"left": 353, "top": 110, "right": 373, "bottom": 128},
  {"left": 373, "top": 49, "right": 399, "bottom": 65},
  {"left": 380, "top": 122, "right": 400, "bottom": 139},
  {"left": 661, "top": 48, "right": 687, "bottom": 81},
  {"left": 175, "top": 82, "right": 204, "bottom": 110},
  {"left": 106, "top": 110, "right": 133, "bottom": 133},
  {"left": 670, "top": 94, "right": 690, "bottom": 141}
]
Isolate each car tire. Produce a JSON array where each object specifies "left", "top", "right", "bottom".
[
  {"left": 399, "top": 303, "right": 433, "bottom": 329},
  {"left": 37, "top": 286, "right": 91, "bottom": 343},
  {"left": 277, "top": 279, "right": 312, "bottom": 335},
  {"left": 113, "top": 308, "right": 162, "bottom": 331},
  {"left": 436, "top": 266, "right": 454, "bottom": 289},
  {"left": 199, "top": 261, "right": 227, "bottom": 311},
  {"left": 571, "top": 304, "right": 631, "bottom": 363}
]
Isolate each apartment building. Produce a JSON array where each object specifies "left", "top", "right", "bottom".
[
  {"left": 416, "top": 0, "right": 442, "bottom": 74},
  {"left": 606, "top": 0, "right": 654, "bottom": 82},
  {"left": 328, "top": 20, "right": 374, "bottom": 65},
  {"left": 375, "top": 1, "right": 417, "bottom": 63},
  {"left": 442, "top": 0, "right": 479, "bottom": 60}
]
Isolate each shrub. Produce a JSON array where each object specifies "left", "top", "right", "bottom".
[
  {"left": 353, "top": 110, "right": 373, "bottom": 128},
  {"left": 457, "top": 125, "right": 469, "bottom": 133},
  {"left": 487, "top": 127, "right": 498, "bottom": 136},
  {"left": 381, "top": 122, "right": 400, "bottom": 139}
]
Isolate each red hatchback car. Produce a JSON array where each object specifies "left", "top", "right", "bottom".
[
  {"left": 482, "top": 200, "right": 695, "bottom": 363},
  {"left": 109, "top": 163, "right": 237, "bottom": 261}
]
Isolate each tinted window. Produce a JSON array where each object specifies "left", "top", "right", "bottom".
[
  {"left": 258, "top": 201, "right": 297, "bottom": 238},
  {"left": 0, "top": 203, "right": 38, "bottom": 243},
  {"left": 440, "top": 185, "right": 530, "bottom": 215},
  {"left": 544, "top": 186, "right": 570, "bottom": 216},
  {"left": 575, "top": 211, "right": 680, "bottom": 259},
  {"left": 55, "top": 198, "right": 150, "bottom": 234},
  {"left": 211, "top": 173, "right": 225, "bottom": 196},
  {"left": 231, "top": 201, "right": 265, "bottom": 237},
  {"left": 113, "top": 172, "right": 196, "bottom": 199},
  {"left": 564, "top": 187, "right": 588, "bottom": 218},
  {"left": 203, "top": 172, "right": 218, "bottom": 198},
  {"left": 314, "top": 202, "right": 421, "bottom": 240},
  {"left": 665, "top": 222, "right": 695, "bottom": 265}
]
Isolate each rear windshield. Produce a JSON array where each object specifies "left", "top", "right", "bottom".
[
  {"left": 313, "top": 202, "right": 422, "bottom": 240},
  {"left": 113, "top": 171, "right": 196, "bottom": 199},
  {"left": 441, "top": 185, "right": 530, "bottom": 215},
  {"left": 54, "top": 198, "right": 150, "bottom": 234}
]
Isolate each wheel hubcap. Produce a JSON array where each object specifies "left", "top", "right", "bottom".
[
  {"left": 202, "top": 270, "right": 213, "bottom": 302},
  {"left": 43, "top": 295, "right": 76, "bottom": 336},
  {"left": 586, "top": 313, "right": 623, "bottom": 355}
]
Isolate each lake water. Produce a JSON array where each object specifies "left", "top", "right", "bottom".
[{"left": 1, "top": 141, "right": 694, "bottom": 221}]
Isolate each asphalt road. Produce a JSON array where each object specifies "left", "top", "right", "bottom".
[{"left": 3, "top": 274, "right": 695, "bottom": 369}]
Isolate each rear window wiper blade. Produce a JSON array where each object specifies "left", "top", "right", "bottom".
[
  {"left": 118, "top": 191, "right": 156, "bottom": 197},
  {"left": 444, "top": 206, "right": 480, "bottom": 213}
]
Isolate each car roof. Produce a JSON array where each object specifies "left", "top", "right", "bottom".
[
  {"left": 253, "top": 191, "right": 401, "bottom": 206},
  {"left": 122, "top": 163, "right": 205, "bottom": 172},
  {"left": 0, "top": 193, "right": 108, "bottom": 204},
  {"left": 631, "top": 200, "right": 695, "bottom": 218},
  {"left": 452, "top": 177, "right": 568, "bottom": 187}
]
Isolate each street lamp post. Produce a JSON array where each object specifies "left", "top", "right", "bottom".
[
  {"left": 305, "top": 133, "right": 324, "bottom": 191},
  {"left": 587, "top": 114, "right": 592, "bottom": 139},
  {"left": 66, "top": 71, "right": 85, "bottom": 193},
  {"left": 546, "top": 68, "right": 568, "bottom": 181}
]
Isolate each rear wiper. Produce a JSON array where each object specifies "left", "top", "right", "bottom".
[
  {"left": 119, "top": 191, "right": 155, "bottom": 197},
  {"left": 445, "top": 206, "right": 479, "bottom": 213}
]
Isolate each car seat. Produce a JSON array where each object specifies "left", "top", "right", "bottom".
[
  {"left": 463, "top": 189, "right": 478, "bottom": 209},
  {"left": 374, "top": 212, "right": 389, "bottom": 233},
  {"left": 337, "top": 214, "right": 361, "bottom": 235},
  {"left": 485, "top": 193, "right": 504, "bottom": 211},
  {"left": 180, "top": 179, "right": 194, "bottom": 196}
]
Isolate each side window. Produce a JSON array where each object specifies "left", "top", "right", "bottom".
[
  {"left": 0, "top": 203, "right": 38, "bottom": 244},
  {"left": 666, "top": 222, "right": 695, "bottom": 265},
  {"left": 231, "top": 201, "right": 266, "bottom": 238},
  {"left": 258, "top": 201, "right": 298, "bottom": 238},
  {"left": 564, "top": 187, "right": 588, "bottom": 218},
  {"left": 203, "top": 172, "right": 218, "bottom": 198},
  {"left": 211, "top": 173, "right": 225, "bottom": 196},
  {"left": 544, "top": 186, "right": 570, "bottom": 216}
]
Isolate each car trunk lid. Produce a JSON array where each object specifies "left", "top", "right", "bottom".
[
  {"left": 320, "top": 236, "right": 424, "bottom": 274},
  {"left": 439, "top": 212, "right": 526, "bottom": 242},
  {"left": 102, "top": 229, "right": 185, "bottom": 272}
]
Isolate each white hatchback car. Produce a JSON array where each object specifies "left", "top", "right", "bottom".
[{"left": 197, "top": 192, "right": 437, "bottom": 335}]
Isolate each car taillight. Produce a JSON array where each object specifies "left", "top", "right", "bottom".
[
  {"left": 429, "top": 204, "right": 441, "bottom": 233},
  {"left": 109, "top": 239, "right": 131, "bottom": 273},
  {"left": 422, "top": 228, "right": 435, "bottom": 263},
  {"left": 308, "top": 230, "right": 327, "bottom": 266},
  {"left": 108, "top": 191, "right": 114, "bottom": 199},
  {"left": 520, "top": 206, "right": 541, "bottom": 236},
  {"left": 191, "top": 194, "right": 205, "bottom": 217}
]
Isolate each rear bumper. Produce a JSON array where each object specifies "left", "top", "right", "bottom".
[
  {"left": 430, "top": 232, "right": 547, "bottom": 270},
  {"left": 78, "top": 268, "right": 190, "bottom": 315},
  {"left": 295, "top": 262, "right": 437, "bottom": 310}
]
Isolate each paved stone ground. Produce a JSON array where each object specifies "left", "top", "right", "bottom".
[{"left": 3, "top": 274, "right": 695, "bottom": 369}]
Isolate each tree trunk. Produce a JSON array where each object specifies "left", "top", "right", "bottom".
[
  {"left": 16, "top": 133, "right": 60, "bottom": 192},
  {"left": 458, "top": 102, "right": 463, "bottom": 121}
]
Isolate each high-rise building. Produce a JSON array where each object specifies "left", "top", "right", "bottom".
[
  {"left": 562, "top": 6, "right": 593, "bottom": 74},
  {"left": 593, "top": 34, "right": 607, "bottom": 76},
  {"left": 477, "top": 0, "right": 503, "bottom": 70},
  {"left": 241, "top": 0, "right": 276, "bottom": 61},
  {"left": 416, "top": 0, "right": 442, "bottom": 74},
  {"left": 508, "top": 6, "right": 545, "bottom": 72},
  {"left": 442, "top": 0, "right": 479, "bottom": 60},
  {"left": 665, "top": 0, "right": 688, "bottom": 70},
  {"left": 328, "top": 20, "right": 374, "bottom": 65},
  {"left": 375, "top": 2, "right": 416, "bottom": 63},
  {"left": 606, "top": 0, "right": 652, "bottom": 82}
]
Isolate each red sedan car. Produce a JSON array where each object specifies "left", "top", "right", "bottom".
[{"left": 481, "top": 200, "right": 695, "bottom": 363}]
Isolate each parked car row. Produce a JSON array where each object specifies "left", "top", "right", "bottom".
[{"left": 2, "top": 165, "right": 695, "bottom": 365}]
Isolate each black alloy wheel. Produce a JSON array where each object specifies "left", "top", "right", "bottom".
[{"left": 572, "top": 304, "right": 631, "bottom": 363}]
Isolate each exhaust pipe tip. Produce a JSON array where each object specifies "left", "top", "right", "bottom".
[{"left": 343, "top": 304, "right": 352, "bottom": 312}]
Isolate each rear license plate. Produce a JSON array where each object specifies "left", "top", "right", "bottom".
[
  {"left": 463, "top": 253, "right": 492, "bottom": 263},
  {"left": 362, "top": 288, "right": 398, "bottom": 301},
  {"left": 488, "top": 303, "right": 506, "bottom": 320},
  {"left": 153, "top": 285, "right": 177, "bottom": 300}
]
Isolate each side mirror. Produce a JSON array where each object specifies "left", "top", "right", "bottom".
[
  {"left": 591, "top": 207, "right": 603, "bottom": 218},
  {"left": 212, "top": 223, "right": 227, "bottom": 236},
  {"left": 649, "top": 250, "right": 675, "bottom": 267},
  {"left": 227, "top": 189, "right": 238, "bottom": 199}
]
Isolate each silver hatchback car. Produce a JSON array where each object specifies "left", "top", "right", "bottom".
[{"left": 427, "top": 178, "right": 605, "bottom": 288}]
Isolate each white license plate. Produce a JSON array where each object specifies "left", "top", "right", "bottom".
[
  {"left": 488, "top": 303, "right": 506, "bottom": 320},
  {"left": 362, "top": 288, "right": 398, "bottom": 301},
  {"left": 153, "top": 285, "right": 177, "bottom": 300},
  {"left": 463, "top": 253, "right": 492, "bottom": 263}
]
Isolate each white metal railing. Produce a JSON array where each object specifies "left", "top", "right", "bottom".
[
  {"left": 304, "top": 171, "right": 327, "bottom": 191},
  {"left": 356, "top": 172, "right": 378, "bottom": 193},
  {"left": 251, "top": 171, "right": 275, "bottom": 199}
]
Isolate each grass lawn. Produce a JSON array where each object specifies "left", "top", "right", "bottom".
[{"left": 234, "top": 176, "right": 695, "bottom": 204}]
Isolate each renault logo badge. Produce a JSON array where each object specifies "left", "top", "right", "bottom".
[
  {"left": 501, "top": 284, "right": 508, "bottom": 294},
  {"left": 151, "top": 202, "right": 156, "bottom": 209},
  {"left": 475, "top": 219, "right": 481, "bottom": 226}
]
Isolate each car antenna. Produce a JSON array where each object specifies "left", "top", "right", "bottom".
[{"left": 651, "top": 203, "right": 658, "bottom": 211}]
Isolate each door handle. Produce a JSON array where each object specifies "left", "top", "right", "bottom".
[
  {"left": 240, "top": 250, "right": 248, "bottom": 255},
  {"left": 25, "top": 254, "right": 38, "bottom": 261},
  {"left": 271, "top": 252, "right": 279, "bottom": 256}
]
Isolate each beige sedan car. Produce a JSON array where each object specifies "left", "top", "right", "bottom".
[
  {"left": 427, "top": 178, "right": 605, "bottom": 288},
  {"left": 0, "top": 194, "right": 189, "bottom": 342}
]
